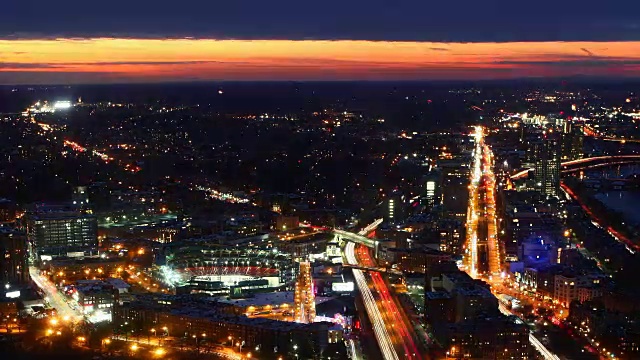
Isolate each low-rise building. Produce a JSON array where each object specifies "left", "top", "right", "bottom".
[
  {"left": 445, "top": 316, "right": 531, "bottom": 359},
  {"left": 72, "top": 279, "right": 118, "bottom": 317},
  {"left": 275, "top": 216, "right": 299, "bottom": 232},
  {"left": 114, "top": 294, "right": 335, "bottom": 358},
  {"left": 378, "top": 246, "right": 451, "bottom": 273},
  {"left": 44, "top": 256, "right": 126, "bottom": 285},
  {"left": 554, "top": 273, "right": 578, "bottom": 307}
]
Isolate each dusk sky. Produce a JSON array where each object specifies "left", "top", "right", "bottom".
[{"left": 2, "top": 0, "right": 640, "bottom": 83}]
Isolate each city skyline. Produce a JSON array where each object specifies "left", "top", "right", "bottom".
[{"left": 2, "top": 2, "right": 640, "bottom": 359}]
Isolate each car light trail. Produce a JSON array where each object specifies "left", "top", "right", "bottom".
[
  {"left": 483, "top": 143, "right": 500, "bottom": 276},
  {"left": 29, "top": 267, "right": 83, "bottom": 323},
  {"left": 464, "top": 126, "right": 484, "bottom": 277},
  {"left": 345, "top": 242, "right": 400, "bottom": 360}
]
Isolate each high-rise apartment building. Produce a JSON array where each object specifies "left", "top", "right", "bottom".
[
  {"left": 560, "top": 120, "right": 583, "bottom": 161},
  {"left": 533, "top": 134, "right": 561, "bottom": 197}
]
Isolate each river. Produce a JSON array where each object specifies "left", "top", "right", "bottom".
[{"left": 595, "top": 191, "right": 640, "bottom": 225}]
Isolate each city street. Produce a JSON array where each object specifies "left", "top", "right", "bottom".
[
  {"left": 113, "top": 335, "right": 243, "bottom": 360},
  {"left": 29, "top": 266, "right": 83, "bottom": 322},
  {"left": 464, "top": 127, "right": 500, "bottom": 277},
  {"left": 463, "top": 127, "right": 559, "bottom": 360}
]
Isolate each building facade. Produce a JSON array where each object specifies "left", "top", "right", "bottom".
[
  {"left": 560, "top": 120, "right": 583, "bottom": 161},
  {"left": 533, "top": 135, "right": 561, "bottom": 197},
  {"left": 446, "top": 316, "right": 531, "bottom": 359},
  {"left": 0, "top": 227, "right": 29, "bottom": 286},
  {"left": 113, "top": 294, "right": 332, "bottom": 358},
  {"left": 27, "top": 210, "right": 98, "bottom": 258}
]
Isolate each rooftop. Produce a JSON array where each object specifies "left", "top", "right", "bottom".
[
  {"left": 217, "top": 291, "right": 294, "bottom": 307},
  {"left": 426, "top": 291, "right": 452, "bottom": 300}
]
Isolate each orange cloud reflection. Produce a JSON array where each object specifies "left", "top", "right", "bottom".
[{"left": 1, "top": 38, "right": 640, "bottom": 83}]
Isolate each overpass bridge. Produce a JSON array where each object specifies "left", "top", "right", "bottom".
[
  {"left": 333, "top": 229, "right": 377, "bottom": 248},
  {"left": 343, "top": 263, "right": 403, "bottom": 275},
  {"left": 510, "top": 155, "right": 640, "bottom": 180}
]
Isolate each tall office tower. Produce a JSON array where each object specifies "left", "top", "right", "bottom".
[
  {"left": 26, "top": 207, "right": 98, "bottom": 259},
  {"left": 424, "top": 169, "right": 442, "bottom": 212},
  {"left": 533, "top": 134, "right": 561, "bottom": 197},
  {"left": 384, "top": 192, "right": 404, "bottom": 224},
  {"left": 294, "top": 261, "right": 316, "bottom": 323},
  {"left": 560, "top": 120, "right": 584, "bottom": 161},
  {"left": 0, "top": 227, "right": 29, "bottom": 286}
]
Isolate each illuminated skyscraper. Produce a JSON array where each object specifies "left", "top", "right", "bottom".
[
  {"left": 560, "top": 120, "right": 583, "bottom": 161},
  {"left": 294, "top": 261, "right": 315, "bottom": 323},
  {"left": 424, "top": 168, "right": 443, "bottom": 211},
  {"left": 533, "top": 134, "right": 561, "bottom": 197},
  {"left": 385, "top": 192, "right": 404, "bottom": 223}
]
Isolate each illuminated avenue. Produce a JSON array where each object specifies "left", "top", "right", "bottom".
[
  {"left": 465, "top": 126, "right": 558, "bottom": 360},
  {"left": 464, "top": 126, "right": 500, "bottom": 277}
]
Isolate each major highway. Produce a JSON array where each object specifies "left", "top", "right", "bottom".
[
  {"left": 343, "top": 217, "right": 425, "bottom": 360},
  {"left": 354, "top": 244, "right": 424, "bottom": 360},
  {"left": 345, "top": 241, "right": 399, "bottom": 360}
]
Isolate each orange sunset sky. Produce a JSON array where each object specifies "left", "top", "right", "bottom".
[{"left": 2, "top": 38, "right": 640, "bottom": 84}]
